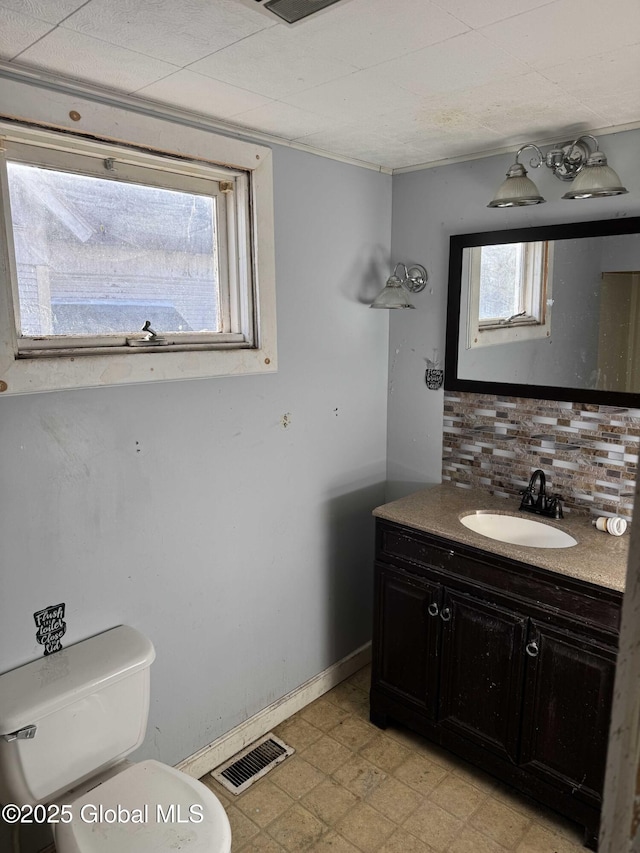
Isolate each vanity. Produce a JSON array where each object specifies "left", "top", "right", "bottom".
[{"left": 370, "top": 485, "right": 627, "bottom": 850}]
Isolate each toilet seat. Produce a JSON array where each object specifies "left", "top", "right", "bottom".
[{"left": 53, "top": 759, "right": 232, "bottom": 853}]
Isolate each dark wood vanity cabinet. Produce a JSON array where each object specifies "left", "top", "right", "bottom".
[{"left": 370, "top": 520, "right": 623, "bottom": 850}]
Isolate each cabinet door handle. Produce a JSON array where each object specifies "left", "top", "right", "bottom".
[
  {"left": 440, "top": 607, "right": 452, "bottom": 622},
  {"left": 526, "top": 641, "right": 539, "bottom": 657},
  {"left": 427, "top": 602, "right": 439, "bottom": 617}
]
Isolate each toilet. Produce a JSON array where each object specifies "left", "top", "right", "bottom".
[{"left": 0, "top": 625, "right": 232, "bottom": 852}]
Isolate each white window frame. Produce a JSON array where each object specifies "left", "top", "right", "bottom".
[
  {"left": 466, "top": 241, "right": 553, "bottom": 350},
  {"left": 0, "top": 121, "right": 276, "bottom": 394}
]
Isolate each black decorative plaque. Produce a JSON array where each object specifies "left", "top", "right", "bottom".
[
  {"left": 34, "top": 603, "right": 67, "bottom": 656},
  {"left": 425, "top": 368, "right": 444, "bottom": 390}
]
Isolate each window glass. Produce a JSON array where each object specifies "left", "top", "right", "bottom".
[
  {"left": 478, "top": 243, "right": 523, "bottom": 321},
  {"left": 7, "top": 163, "right": 220, "bottom": 338}
]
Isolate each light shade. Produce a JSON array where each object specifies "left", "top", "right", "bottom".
[
  {"left": 488, "top": 163, "right": 545, "bottom": 208},
  {"left": 562, "top": 151, "right": 629, "bottom": 199},
  {"left": 370, "top": 274, "right": 416, "bottom": 309}
]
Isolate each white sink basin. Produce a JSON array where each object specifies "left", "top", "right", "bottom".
[{"left": 460, "top": 512, "right": 577, "bottom": 549}]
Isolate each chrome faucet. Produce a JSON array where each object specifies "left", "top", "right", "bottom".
[{"left": 519, "top": 469, "right": 563, "bottom": 519}]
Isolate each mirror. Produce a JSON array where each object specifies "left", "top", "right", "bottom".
[{"left": 445, "top": 217, "right": 640, "bottom": 406}]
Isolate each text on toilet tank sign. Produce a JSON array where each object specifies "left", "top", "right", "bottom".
[{"left": 33, "top": 603, "right": 67, "bottom": 655}]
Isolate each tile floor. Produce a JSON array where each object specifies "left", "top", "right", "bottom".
[{"left": 201, "top": 665, "right": 589, "bottom": 853}]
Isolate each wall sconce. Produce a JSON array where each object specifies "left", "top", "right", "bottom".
[
  {"left": 488, "top": 134, "right": 629, "bottom": 208},
  {"left": 370, "top": 262, "right": 428, "bottom": 309}
]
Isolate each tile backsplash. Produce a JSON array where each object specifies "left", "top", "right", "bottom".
[{"left": 442, "top": 392, "right": 640, "bottom": 518}]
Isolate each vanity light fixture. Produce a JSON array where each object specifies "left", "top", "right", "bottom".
[
  {"left": 488, "top": 134, "right": 629, "bottom": 208},
  {"left": 370, "top": 262, "right": 428, "bottom": 309}
]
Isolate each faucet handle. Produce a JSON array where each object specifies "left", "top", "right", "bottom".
[
  {"left": 549, "top": 494, "right": 564, "bottom": 519},
  {"left": 519, "top": 488, "right": 534, "bottom": 507}
]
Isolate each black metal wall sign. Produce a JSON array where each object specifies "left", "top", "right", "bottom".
[
  {"left": 425, "top": 368, "right": 444, "bottom": 390},
  {"left": 34, "top": 603, "right": 67, "bottom": 656},
  {"left": 425, "top": 353, "right": 444, "bottom": 390}
]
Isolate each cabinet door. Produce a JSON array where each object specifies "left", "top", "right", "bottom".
[
  {"left": 519, "top": 621, "right": 617, "bottom": 802},
  {"left": 438, "top": 589, "right": 528, "bottom": 762},
  {"left": 373, "top": 562, "right": 442, "bottom": 716}
]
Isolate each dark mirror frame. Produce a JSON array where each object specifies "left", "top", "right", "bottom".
[{"left": 445, "top": 216, "right": 640, "bottom": 407}]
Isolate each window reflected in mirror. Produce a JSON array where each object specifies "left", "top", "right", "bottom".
[{"left": 467, "top": 241, "right": 551, "bottom": 350}]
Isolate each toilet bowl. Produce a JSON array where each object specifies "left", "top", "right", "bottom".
[
  {"left": 0, "top": 626, "right": 231, "bottom": 852},
  {"left": 53, "top": 760, "right": 231, "bottom": 853}
]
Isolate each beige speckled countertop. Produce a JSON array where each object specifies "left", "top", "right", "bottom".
[{"left": 373, "top": 484, "right": 629, "bottom": 592}]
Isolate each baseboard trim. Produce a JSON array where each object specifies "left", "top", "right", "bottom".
[{"left": 176, "top": 642, "right": 371, "bottom": 779}]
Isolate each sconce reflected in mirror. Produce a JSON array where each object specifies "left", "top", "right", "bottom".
[
  {"left": 488, "top": 134, "right": 629, "bottom": 208},
  {"left": 370, "top": 262, "right": 428, "bottom": 309}
]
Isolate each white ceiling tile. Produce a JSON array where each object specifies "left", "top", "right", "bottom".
[
  {"left": 1, "top": 0, "right": 638, "bottom": 170},
  {"left": 397, "top": 116, "right": 503, "bottom": 151},
  {"left": 481, "top": 0, "right": 640, "bottom": 69},
  {"left": 231, "top": 102, "right": 340, "bottom": 140},
  {"left": 575, "top": 87, "right": 640, "bottom": 128},
  {"left": 286, "top": 0, "right": 468, "bottom": 69},
  {"left": 430, "top": 0, "right": 557, "bottom": 29},
  {"left": 0, "top": 0, "right": 86, "bottom": 25},
  {"left": 188, "top": 26, "right": 359, "bottom": 100},
  {"left": 0, "top": 7, "right": 52, "bottom": 59},
  {"left": 442, "top": 73, "right": 605, "bottom": 143},
  {"left": 292, "top": 125, "right": 421, "bottom": 168},
  {"left": 543, "top": 44, "right": 640, "bottom": 100},
  {"left": 62, "top": 0, "right": 274, "bottom": 67},
  {"left": 135, "top": 70, "right": 272, "bottom": 118},
  {"left": 282, "top": 67, "right": 423, "bottom": 122},
  {"left": 381, "top": 31, "right": 529, "bottom": 97},
  {"left": 295, "top": 120, "right": 395, "bottom": 147},
  {"left": 345, "top": 108, "right": 503, "bottom": 164},
  {"left": 17, "top": 27, "right": 179, "bottom": 93}
]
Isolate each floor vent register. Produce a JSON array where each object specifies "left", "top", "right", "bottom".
[{"left": 210, "top": 733, "right": 294, "bottom": 794}]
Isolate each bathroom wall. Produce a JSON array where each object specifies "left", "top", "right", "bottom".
[
  {"left": 443, "top": 392, "right": 639, "bottom": 518},
  {"left": 388, "top": 127, "right": 640, "bottom": 502},
  {"left": 0, "top": 84, "right": 392, "bottom": 769}
]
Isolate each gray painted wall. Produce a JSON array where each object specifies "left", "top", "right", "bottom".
[
  {"left": 388, "top": 128, "right": 640, "bottom": 500},
  {"left": 0, "top": 141, "right": 392, "bottom": 771}
]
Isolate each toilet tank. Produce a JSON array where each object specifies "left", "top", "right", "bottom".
[{"left": 0, "top": 626, "right": 155, "bottom": 805}]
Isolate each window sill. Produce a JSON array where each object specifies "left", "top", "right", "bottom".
[{"left": 0, "top": 344, "right": 277, "bottom": 395}]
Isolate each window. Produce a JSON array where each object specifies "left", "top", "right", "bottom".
[
  {"left": 467, "top": 241, "right": 552, "bottom": 349},
  {"left": 0, "top": 123, "right": 276, "bottom": 394}
]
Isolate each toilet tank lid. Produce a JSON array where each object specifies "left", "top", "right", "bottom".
[{"left": 0, "top": 626, "right": 155, "bottom": 735}]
